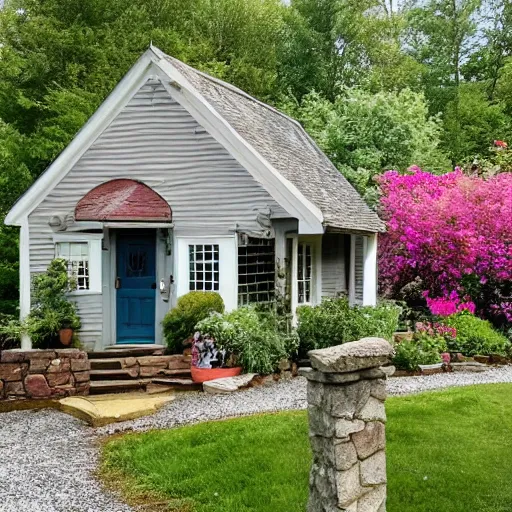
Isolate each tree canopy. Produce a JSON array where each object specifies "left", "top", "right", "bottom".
[{"left": 0, "top": 0, "right": 511, "bottom": 314}]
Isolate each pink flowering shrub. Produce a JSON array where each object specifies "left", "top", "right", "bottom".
[{"left": 378, "top": 167, "right": 512, "bottom": 325}]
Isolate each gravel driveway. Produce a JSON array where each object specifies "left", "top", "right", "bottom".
[{"left": 3, "top": 366, "right": 512, "bottom": 511}]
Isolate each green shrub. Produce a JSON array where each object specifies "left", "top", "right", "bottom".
[
  {"left": 0, "top": 313, "right": 21, "bottom": 350},
  {"left": 392, "top": 339, "right": 441, "bottom": 372},
  {"left": 163, "top": 292, "right": 224, "bottom": 353},
  {"left": 4, "top": 259, "right": 83, "bottom": 349},
  {"left": 441, "top": 313, "right": 510, "bottom": 355},
  {"left": 195, "top": 306, "right": 293, "bottom": 374},
  {"left": 296, "top": 298, "right": 401, "bottom": 354}
]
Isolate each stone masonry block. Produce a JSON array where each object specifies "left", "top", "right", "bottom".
[
  {"left": 70, "top": 359, "right": 91, "bottom": 372},
  {"left": 74, "top": 371, "right": 90, "bottom": 383},
  {"left": 360, "top": 451, "right": 387, "bottom": 487},
  {"left": 25, "top": 374, "right": 52, "bottom": 398},
  {"left": 137, "top": 356, "right": 170, "bottom": 367},
  {"left": 0, "top": 363, "right": 27, "bottom": 381},
  {"left": 334, "top": 440, "right": 358, "bottom": 471},
  {"left": 357, "top": 485, "right": 386, "bottom": 512},
  {"left": 46, "top": 371, "right": 71, "bottom": 387},
  {"left": 335, "top": 419, "right": 365, "bottom": 440},
  {"left": 336, "top": 463, "right": 367, "bottom": 508},
  {"left": 352, "top": 422, "right": 386, "bottom": 460},
  {"left": 369, "top": 379, "right": 387, "bottom": 401},
  {"left": 328, "top": 381, "right": 371, "bottom": 420},
  {"left": 355, "top": 397, "right": 386, "bottom": 423},
  {"left": 309, "top": 338, "right": 394, "bottom": 374}
]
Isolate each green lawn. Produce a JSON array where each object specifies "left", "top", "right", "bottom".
[{"left": 101, "top": 384, "right": 512, "bottom": 512}]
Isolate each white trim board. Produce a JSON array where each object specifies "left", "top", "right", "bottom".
[{"left": 5, "top": 47, "right": 324, "bottom": 235}]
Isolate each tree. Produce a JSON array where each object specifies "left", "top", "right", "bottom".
[{"left": 285, "top": 88, "right": 449, "bottom": 204}]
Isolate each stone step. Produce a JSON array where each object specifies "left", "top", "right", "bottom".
[
  {"left": 152, "top": 377, "right": 201, "bottom": 391},
  {"left": 90, "top": 369, "right": 140, "bottom": 380},
  {"left": 90, "top": 359, "right": 124, "bottom": 370},
  {"left": 87, "top": 345, "right": 165, "bottom": 359},
  {"left": 89, "top": 380, "right": 149, "bottom": 395}
]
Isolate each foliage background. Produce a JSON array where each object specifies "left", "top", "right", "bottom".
[{"left": 0, "top": 0, "right": 511, "bottom": 315}]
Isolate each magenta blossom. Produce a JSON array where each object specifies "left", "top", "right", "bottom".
[{"left": 378, "top": 168, "right": 512, "bottom": 321}]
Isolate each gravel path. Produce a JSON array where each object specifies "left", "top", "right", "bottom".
[{"left": 3, "top": 366, "right": 512, "bottom": 511}]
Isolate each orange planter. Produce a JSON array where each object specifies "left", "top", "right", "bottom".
[{"left": 191, "top": 366, "right": 242, "bottom": 383}]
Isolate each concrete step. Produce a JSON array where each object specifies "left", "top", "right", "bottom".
[
  {"left": 89, "top": 380, "right": 149, "bottom": 395},
  {"left": 90, "top": 369, "right": 140, "bottom": 380},
  {"left": 90, "top": 359, "right": 124, "bottom": 370}
]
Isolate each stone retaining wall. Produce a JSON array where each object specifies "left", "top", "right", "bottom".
[
  {"left": 301, "top": 337, "right": 394, "bottom": 512},
  {"left": 0, "top": 349, "right": 90, "bottom": 400}
]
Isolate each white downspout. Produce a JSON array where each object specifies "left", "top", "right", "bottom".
[{"left": 19, "top": 218, "right": 32, "bottom": 349}]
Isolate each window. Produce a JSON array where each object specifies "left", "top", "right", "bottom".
[
  {"left": 189, "top": 244, "right": 219, "bottom": 291},
  {"left": 297, "top": 242, "right": 312, "bottom": 304},
  {"left": 238, "top": 236, "right": 275, "bottom": 305},
  {"left": 56, "top": 242, "right": 90, "bottom": 290},
  {"left": 53, "top": 233, "right": 102, "bottom": 294}
]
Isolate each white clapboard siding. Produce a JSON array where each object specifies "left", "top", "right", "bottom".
[
  {"left": 28, "top": 78, "right": 289, "bottom": 347},
  {"left": 355, "top": 235, "right": 364, "bottom": 304},
  {"left": 321, "top": 233, "right": 347, "bottom": 298}
]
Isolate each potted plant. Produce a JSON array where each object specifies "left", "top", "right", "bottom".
[
  {"left": 25, "top": 259, "right": 81, "bottom": 348},
  {"left": 189, "top": 331, "right": 242, "bottom": 383}
]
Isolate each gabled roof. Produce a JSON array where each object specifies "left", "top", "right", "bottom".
[
  {"left": 165, "top": 55, "right": 384, "bottom": 234},
  {"left": 6, "top": 46, "right": 384, "bottom": 233}
]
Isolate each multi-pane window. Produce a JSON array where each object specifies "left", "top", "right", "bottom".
[
  {"left": 189, "top": 244, "right": 219, "bottom": 291},
  {"left": 297, "top": 242, "right": 312, "bottom": 304},
  {"left": 56, "top": 242, "right": 90, "bottom": 290},
  {"left": 238, "top": 236, "right": 275, "bottom": 305}
]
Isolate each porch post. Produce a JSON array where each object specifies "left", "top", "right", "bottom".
[
  {"left": 348, "top": 235, "right": 356, "bottom": 305},
  {"left": 19, "top": 218, "right": 32, "bottom": 349},
  {"left": 362, "top": 233, "right": 377, "bottom": 307}
]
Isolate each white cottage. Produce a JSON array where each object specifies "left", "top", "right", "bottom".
[{"left": 5, "top": 46, "right": 385, "bottom": 352}]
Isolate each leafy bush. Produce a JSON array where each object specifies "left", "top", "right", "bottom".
[
  {"left": 379, "top": 168, "right": 512, "bottom": 326},
  {"left": 296, "top": 298, "right": 401, "bottom": 354},
  {"left": 28, "top": 259, "right": 81, "bottom": 348},
  {"left": 163, "top": 292, "right": 224, "bottom": 353},
  {"left": 195, "top": 306, "right": 293, "bottom": 374},
  {"left": 441, "top": 313, "right": 510, "bottom": 356},
  {"left": 0, "top": 259, "right": 83, "bottom": 348},
  {"left": 392, "top": 340, "right": 441, "bottom": 372},
  {"left": 0, "top": 313, "right": 21, "bottom": 350}
]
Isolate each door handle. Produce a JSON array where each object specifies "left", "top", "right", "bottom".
[{"left": 115, "top": 277, "right": 122, "bottom": 289}]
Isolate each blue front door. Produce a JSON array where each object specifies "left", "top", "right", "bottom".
[{"left": 116, "top": 230, "right": 156, "bottom": 344}]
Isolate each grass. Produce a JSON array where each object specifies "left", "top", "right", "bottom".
[{"left": 101, "top": 384, "right": 512, "bottom": 512}]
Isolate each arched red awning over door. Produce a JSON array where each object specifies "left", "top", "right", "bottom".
[{"left": 75, "top": 179, "right": 171, "bottom": 222}]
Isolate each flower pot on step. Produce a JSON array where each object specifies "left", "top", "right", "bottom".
[
  {"left": 191, "top": 366, "right": 242, "bottom": 383},
  {"left": 59, "top": 328, "right": 73, "bottom": 346}
]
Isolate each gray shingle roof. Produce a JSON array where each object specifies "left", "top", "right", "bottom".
[{"left": 167, "top": 55, "right": 385, "bottom": 233}]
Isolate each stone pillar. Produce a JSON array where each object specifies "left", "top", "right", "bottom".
[{"left": 301, "top": 337, "right": 394, "bottom": 512}]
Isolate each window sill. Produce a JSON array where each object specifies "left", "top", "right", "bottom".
[{"left": 67, "top": 290, "right": 102, "bottom": 296}]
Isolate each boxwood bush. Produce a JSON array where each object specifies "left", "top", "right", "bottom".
[
  {"left": 296, "top": 298, "right": 401, "bottom": 355},
  {"left": 441, "top": 313, "right": 510, "bottom": 355},
  {"left": 163, "top": 292, "right": 224, "bottom": 353}
]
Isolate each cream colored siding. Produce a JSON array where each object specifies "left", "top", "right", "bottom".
[
  {"left": 321, "top": 233, "right": 347, "bottom": 298},
  {"left": 28, "top": 78, "right": 289, "bottom": 348}
]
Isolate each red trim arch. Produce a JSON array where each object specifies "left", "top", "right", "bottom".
[{"left": 75, "top": 179, "right": 171, "bottom": 222}]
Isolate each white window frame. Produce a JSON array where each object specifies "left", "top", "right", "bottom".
[
  {"left": 176, "top": 236, "right": 237, "bottom": 311},
  {"left": 52, "top": 233, "right": 103, "bottom": 294},
  {"left": 289, "top": 234, "right": 322, "bottom": 323}
]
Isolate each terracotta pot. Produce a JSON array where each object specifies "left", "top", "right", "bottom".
[
  {"left": 59, "top": 328, "right": 73, "bottom": 346},
  {"left": 191, "top": 366, "right": 242, "bottom": 383}
]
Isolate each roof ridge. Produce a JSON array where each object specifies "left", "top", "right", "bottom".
[{"left": 163, "top": 54, "right": 307, "bottom": 131}]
